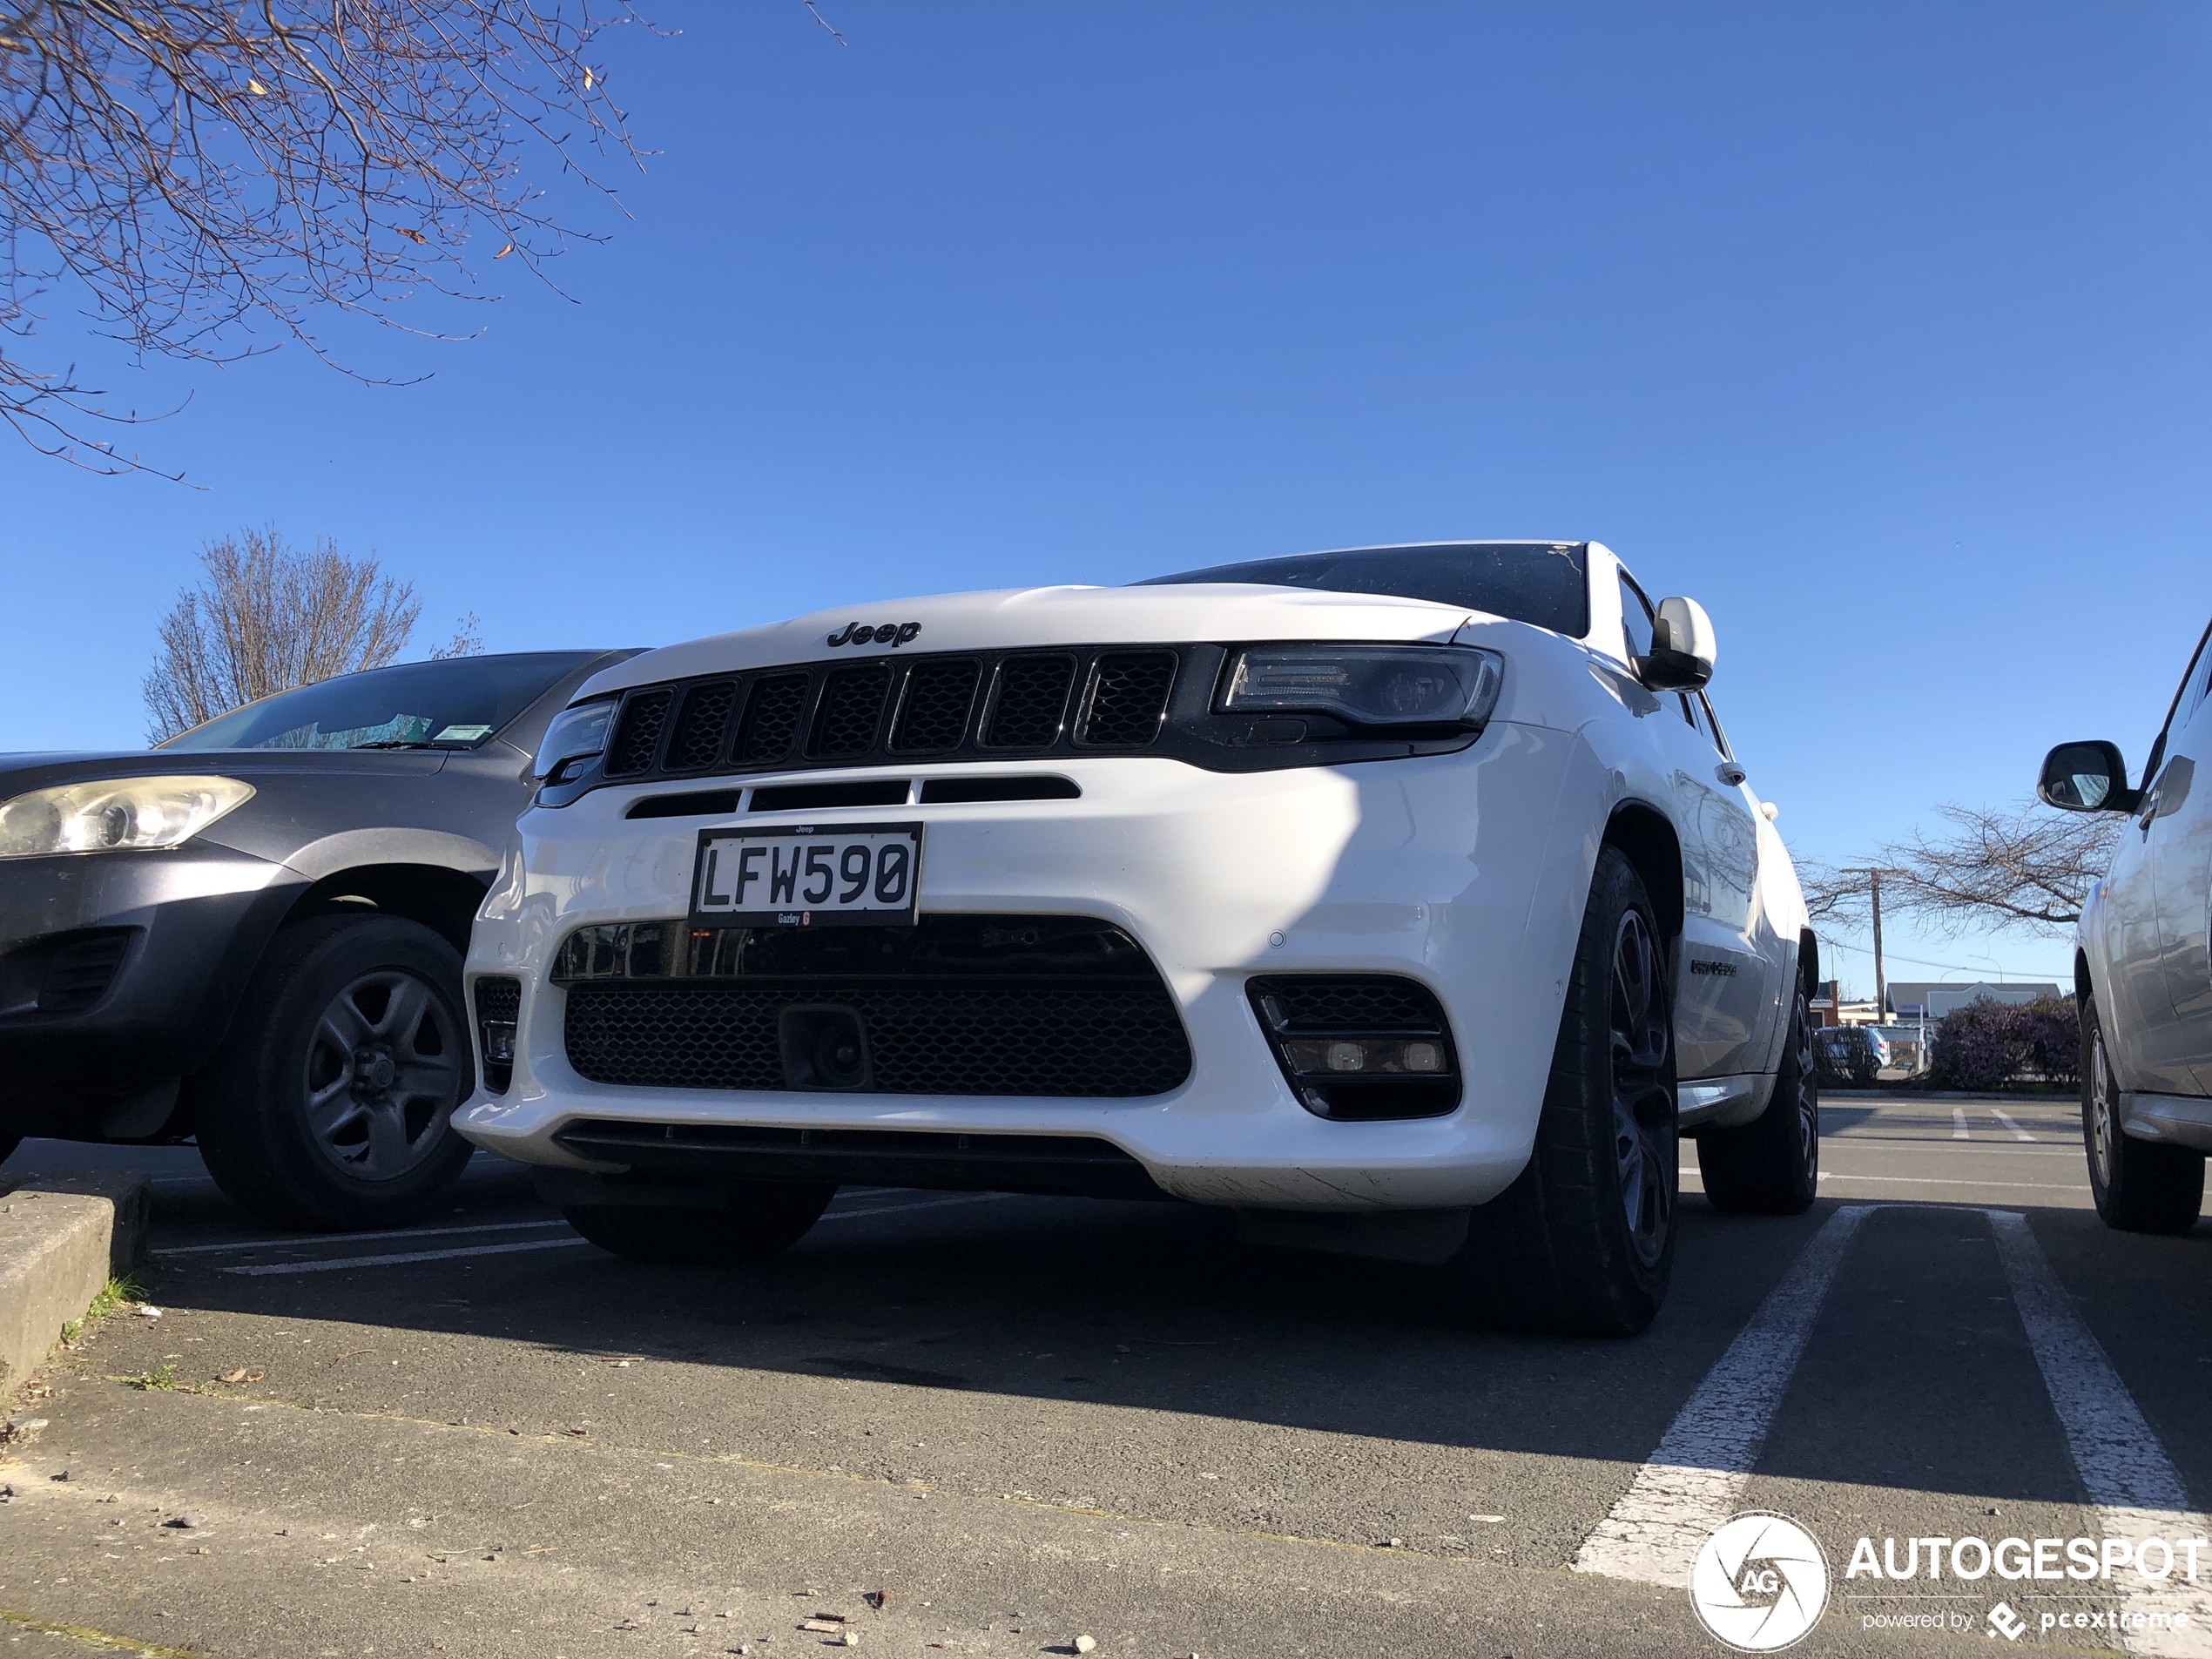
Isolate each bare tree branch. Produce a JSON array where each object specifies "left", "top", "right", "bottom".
[
  {"left": 427, "top": 609, "right": 483, "bottom": 658},
  {"left": 1844, "top": 801, "right": 2123, "bottom": 939},
  {"left": 2, "top": 0, "right": 658, "bottom": 475},
  {"left": 143, "top": 524, "right": 422, "bottom": 740}
]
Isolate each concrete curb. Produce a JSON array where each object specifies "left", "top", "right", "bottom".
[{"left": 0, "top": 1171, "right": 151, "bottom": 1407}]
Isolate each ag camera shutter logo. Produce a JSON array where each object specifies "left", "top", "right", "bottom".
[{"left": 1689, "top": 1512, "right": 1831, "bottom": 1652}]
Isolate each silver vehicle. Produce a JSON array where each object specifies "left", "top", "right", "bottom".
[
  {"left": 2039, "top": 610, "right": 2212, "bottom": 1232},
  {"left": 0, "top": 650, "right": 635, "bottom": 1229}
]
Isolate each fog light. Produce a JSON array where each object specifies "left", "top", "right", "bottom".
[
  {"left": 1325, "top": 1042, "right": 1366, "bottom": 1072},
  {"left": 482, "top": 1020, "right": 516, "bottom": 1063},
  {"left": 1403, "top": 1041, "right": 1442, "bottom": 1073}
]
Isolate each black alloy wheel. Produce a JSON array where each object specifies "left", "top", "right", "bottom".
[
  {"left": 194, "top": 914, "right": 476, "bottom": 1231},
  {"left": 1698, "top": 987, "right": 1819, "bottom": 1215},
  {"left": 2080, "top": 993, "right": 2202, "bottom": 1235},
  {"left": 1608, "top": 904, "right": 1676, "bottom": 1265},
  {"left": 1450, "top": 846, "right": 1679, "bottom": 1335}
]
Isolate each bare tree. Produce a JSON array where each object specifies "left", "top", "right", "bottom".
[
  {"left": 2, "top": 0, "right": 649, "bottom": 476},
  {"left": 143, "top": 525, "right": 422, "bottom": 740},
  {"left": 1808, "top": 802, "right": 2123, "bottom": 941},
  {"left": 428, "top": 610, "right": 485, "bottom": 658},
  {"left": 1795, "top": 859, "right": 1871, "bottom": 928}
]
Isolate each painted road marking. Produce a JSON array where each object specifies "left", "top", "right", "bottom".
[
  {"left": 219, "top": 1195, "right": 1016, "bottom": 1275},
  {"left": 157, "top": 1219, "right": 570, "bottom": 1258},
  {"left": 1952, "top": 1107, "right": 1970, "bottom": 1140},
  {"left": 225, "top": 1238, "right": 595, "bottom": 1275},
  {"left": 1816, "top": 1173, "right": 2091, "bottom": 1192},
  {"left": 1570, "top": 1204, "right": 1873, "bottom": 1587},
  {"left": 1988, "top": 1211, "right": 2212, "bottom": 1656},
  {"left": 1991, "top": 1108, "right": 2037, "bottom": 1142}
]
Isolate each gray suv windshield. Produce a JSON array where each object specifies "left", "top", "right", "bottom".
[
  {"left": 158, "top": 651, "right": 596, "bottom": 752},
  {"left": 1136, "top": 542, "right": 1589, "bottom": 637}
]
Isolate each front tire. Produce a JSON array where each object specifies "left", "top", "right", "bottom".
[
  {"left": 193, "top": 914, "right": 475, "bottom": 1231},
  {"left": 562, "top": 1183, "right": 838, "bottom": 1264},
  {"left": 1448, "top": 846, "right": 1678, "bottom": 1336},
  {"left": 1698, "top": 988, "right": 1820, "bottom": 1215},
  {"left": 2081, "top": 993, "right": 2202, "bottom": 1234}
]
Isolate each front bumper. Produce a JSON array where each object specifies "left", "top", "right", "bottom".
[
  {"left": 457, "top": 725, "right": 1607, "bottom": 1211},
  {"left": 0, "top": 844, "right": 301, "bottom": 1125}
]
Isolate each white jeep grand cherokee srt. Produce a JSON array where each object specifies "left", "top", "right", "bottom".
[{"left": 458, "top": 540, "right": 1817, "bottom": 1333}]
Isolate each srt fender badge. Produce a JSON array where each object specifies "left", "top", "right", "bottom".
[{"left": 827, "top": 621, "right": 922, "bottom": 648}]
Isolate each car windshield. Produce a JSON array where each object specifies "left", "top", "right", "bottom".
[
  {"left": 158, "top": 652, "right": 596, "bottom": 752},
  {"left": 1136, "top": 542, "right": 1590, "bottom": 637}
]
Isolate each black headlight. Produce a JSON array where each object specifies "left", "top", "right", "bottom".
[
  {"left": 1220, "top": 645, "right": 1502, "bottom": 729},
  {"left": 531, "top": 698, "right": 617, "bottom": 786}
]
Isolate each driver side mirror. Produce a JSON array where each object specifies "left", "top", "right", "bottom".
[
  {"left": 2038, "top": 740, "right": 2139, "bottom": 813},
  {"left": 1635, "top": 596, "right": 1716, "bottom": 691}
]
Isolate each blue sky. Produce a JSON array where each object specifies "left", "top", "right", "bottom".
[{"left": 5, "top": 1, "right": 2209, "bottom": 995}]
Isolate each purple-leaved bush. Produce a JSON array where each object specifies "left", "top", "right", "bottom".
[{"left": 1927, "top": 996, "right": 2079, "bottom": 1090}]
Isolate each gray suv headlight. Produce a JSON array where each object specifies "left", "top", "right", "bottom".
[
  {"left": 1221, "top": 645, "right": 1503, "bottom": 727},
  {"left": 0, "top": 776, "right": 255, "bottom": 858}
]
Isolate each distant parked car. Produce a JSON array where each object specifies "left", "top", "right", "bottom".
[
  {"left": 0, "top": 649, "right": 637, "bottom": 1229},
  {"left": 2039, "top": 608, "right": 2212, "bottom": 1233},
  {"left": 1812, "top": 1026, "right": 1882, "bottom": 1087}
]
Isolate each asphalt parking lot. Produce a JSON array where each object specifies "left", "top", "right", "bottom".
[{"left": 4, "top": 1094, "right": 2210, "bottom": 1659}]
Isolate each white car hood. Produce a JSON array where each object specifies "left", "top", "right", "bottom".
[{"left": 582, "top": 583, "right": 1495, "bottom": 696}]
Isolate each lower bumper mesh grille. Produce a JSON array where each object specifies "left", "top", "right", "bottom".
[{"left": 563, "top": 979, "right": 1191, "bottom": 1096}]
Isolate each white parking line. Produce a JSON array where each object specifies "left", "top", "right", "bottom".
[
  {"left": 157, "top": 1219, "right": 570, "bottom": 1258},
  {"left": 225, "top": 1238, "right": 596, "bottom": 1276},
  {"left": 1570, "top": 1204, "right": 1873, "bottom": 1587},
  {"left": 219, "top": 1194, "right": 1017, "bottom": 1276},
  {"left": 1816, "top": 1173, "right": 2091, "bottom": 1192},
  {"left": 1991, "top": 1108, "right": 2037, "bottom": 1143},
  {"left": 1952, "top": 1107, "right": 1969, "bottom": 1141},
  {"left": 1988, "top": 1211, "right": 2212, "bottom": 1656}
]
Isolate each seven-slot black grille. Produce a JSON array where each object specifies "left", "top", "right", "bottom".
[
  {"left": 555, "top": 914, "right": 1193, "bottom": 1099},
  {"left": 983, "top": 653, "right": 1077, "bottom": 748},
  {"left": 571, "top": 646, "right": 1183, "bottom": 787},
  {"left": 811, "top": 665, "right": 892, "bottom": 759},
  {"left": 738, "top": 673, "right": 809, "bottom": 763},
  {"left": 891, "top": 658, "right": 981, "bottom": 752},
  {"left": 1079, "top": 651, "right": 1177, "bottom": 746},
  {"left": 607, "top": 688, "right": 672, "bottom": 776},
  {"left": 666, "top": 682, "right": 736, "bottom": 771}
]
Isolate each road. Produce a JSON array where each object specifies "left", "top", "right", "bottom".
[{"left": 3, "top": 1093, "right": 2209, "bottom": 1659}]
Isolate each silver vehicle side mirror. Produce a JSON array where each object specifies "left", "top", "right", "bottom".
[
  {"left": 2038, "top": 739, "right": 2140, "bottom": 813},
  {"left": 1635, "top": 596, "right": 1716, "bottom": 691}
]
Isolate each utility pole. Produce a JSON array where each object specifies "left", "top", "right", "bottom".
[{"left": 1843, "top": 867, "right": 1887, "bottom": 1023}]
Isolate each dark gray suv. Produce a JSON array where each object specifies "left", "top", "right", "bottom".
[{"left": 0, "top": 649, "right": 637, "bottom": 1229}]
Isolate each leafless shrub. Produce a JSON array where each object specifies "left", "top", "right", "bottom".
[
  {"left": 2, "top": 0, "right": 651, "bottom": 475},
  {"left": 143, "top": 525, "right": 422, "bottom": 740}
]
